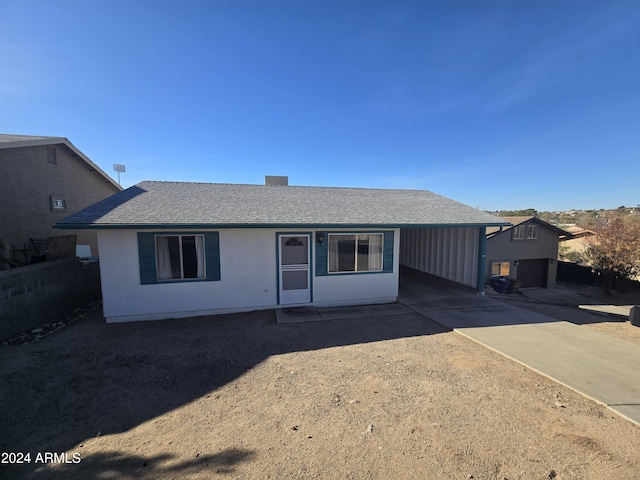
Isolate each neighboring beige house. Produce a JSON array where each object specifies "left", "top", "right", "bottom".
[
  {"left": 486, "top": 217, "right": 573, "bottom": 289},
  {"left": 0, "top": 134, "right": 121, "bottom": 263},
  {"left": 558, "top": 225, "right": 595, "bottom": 260}
]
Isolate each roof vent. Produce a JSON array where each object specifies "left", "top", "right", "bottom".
[
  {"left": 47, "top": 147, "right": 57, "bottom": 165},
  {"left": 265, "top": 176, "right": 288, "bottom": 186}
]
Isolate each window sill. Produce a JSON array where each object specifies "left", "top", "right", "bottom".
[
  {"left": 152, "top": 277, "right": 210, "bottom": 284},
  {"left": 326, "top": 270, "right": 386, "bottom": 276}
]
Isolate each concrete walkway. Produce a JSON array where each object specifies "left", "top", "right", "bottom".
[
  {"left": 579, "top": 304, "right": 633, "bottom": 317},
  {"left": 398, "top": 272, "right": 640, "bottom": 427}
]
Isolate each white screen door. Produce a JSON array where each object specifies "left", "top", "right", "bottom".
[{"left": 279, "top": 235, "right": 310, "bottom": 305}]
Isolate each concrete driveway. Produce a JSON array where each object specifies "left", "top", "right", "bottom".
[{"left": 398, "top": 270, "right": 640, "bottom": 427}]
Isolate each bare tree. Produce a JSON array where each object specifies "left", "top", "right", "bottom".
[{"left": 583, "top": 215, "right": 640, "bottom": 293}]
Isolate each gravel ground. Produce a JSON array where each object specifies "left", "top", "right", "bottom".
[{"left": 1, "top": 285, "right": 640, "bottom": 479}]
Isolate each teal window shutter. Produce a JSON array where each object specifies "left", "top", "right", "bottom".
[
  {"left": 316, "top": 232, "right": 328, "bottom": 276},
  {"left": 382, "top": 230, "right": 394, "bottom": 273},
  {"left": 204, "top": 232, "right": 221, "bottom": 281},
  {"left": 138, "top": 232, "right": 157, "bottom": 285},
  {"left": 137, "top": 231, "right": 221, "bottom": 285}
]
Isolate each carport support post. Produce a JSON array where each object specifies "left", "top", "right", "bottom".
[{"left": 476, "top": 227, "right": 486, "bottom": 295}]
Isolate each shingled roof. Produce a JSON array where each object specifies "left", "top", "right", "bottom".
[
  {"left": 0, "top": 134, "right": 64, "bottom": 145},
  {"left": 55, "top": 181, "right": 509, "bottom": 229}
]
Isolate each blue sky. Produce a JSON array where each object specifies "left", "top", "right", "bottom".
[{"left": 1, "top": 1, "right": 639, "bottom": 211}]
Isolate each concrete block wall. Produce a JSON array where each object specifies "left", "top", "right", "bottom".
[{"left": 0, "top": 258, "right": 101, "bottom": 340}]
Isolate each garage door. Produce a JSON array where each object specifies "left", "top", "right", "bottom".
[{"left": 517, "top": 259, "right": 548, "bottom": 288}]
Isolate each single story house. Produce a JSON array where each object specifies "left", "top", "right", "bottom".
[
  {"left": 486, "top": 216, "right": 573, "bottom": 289},
  {"left": 55, "top": 177, "right": 508, "bottom": 322}
]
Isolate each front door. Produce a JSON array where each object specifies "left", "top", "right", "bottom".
[{"left": 278, "top": 235, "right": 311, "bottom": 305}]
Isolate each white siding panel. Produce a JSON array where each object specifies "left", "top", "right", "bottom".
[{"left": 400, "top": 227, "right": 479, "bottom": 287}]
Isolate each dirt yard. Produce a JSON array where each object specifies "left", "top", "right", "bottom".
[{"left": 1, "top": 285, "right": 640, "bottom": 479}]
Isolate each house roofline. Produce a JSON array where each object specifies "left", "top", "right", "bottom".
[
  {"left": 486, "top": 216, "right": 574, "bottom": 239},
  {"left": 0, "top": 135, "right": 122, "bottom": 191},
  {"left": 54, "top": 222, "right": 511, "bottom": 230}
]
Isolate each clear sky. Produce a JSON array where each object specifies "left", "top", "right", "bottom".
[{"left": 2, "top": 1, "right": 639, "bottom": 211}]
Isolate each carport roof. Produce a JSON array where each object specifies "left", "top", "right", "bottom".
[{"left": 55, "top": 180, "right": 510, "bottom": 229}]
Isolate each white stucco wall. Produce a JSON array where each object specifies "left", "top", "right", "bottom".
[{"left": 97, "top": 228, "right": 399, "bottom": 322}]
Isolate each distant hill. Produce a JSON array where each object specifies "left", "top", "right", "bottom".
[{"left": 487, "top": 206, "right": 640, "bottom": 227}]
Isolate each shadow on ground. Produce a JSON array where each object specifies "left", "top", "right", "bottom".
[
  {"left": 489, "top": 283, "right": 640, "bottom": 326},
  {"left": 29, "top": 448, "right": 255, "bottom": 480},
  {"left": 0, "top": 296, "right": 448, "bottom": 479},
  {"left": 401, "top": 268, "right": 640, "bottom": 329}
]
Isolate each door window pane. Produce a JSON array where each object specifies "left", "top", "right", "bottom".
[
  {"left": 282, "top": 237, "right": 308, "bottom": 265},
  {"left": 282, "top": 270, "right": 308, "bottom": 290}
]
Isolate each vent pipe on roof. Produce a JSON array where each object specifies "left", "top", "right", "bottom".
[{"left": 265, "top": 175, "right": 288, "bottom": 186}]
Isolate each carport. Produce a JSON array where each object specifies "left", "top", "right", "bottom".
[{"left": 400, "top": 225, "right": 491, "bottom": 293}]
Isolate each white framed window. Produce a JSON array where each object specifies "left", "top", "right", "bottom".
[
  {"left": 50, "top": 196, "right": 66, "bottom": 211},
  {"left": 527, "top": 224, "right": 538, "bottom": 239},
  {"left": 155, "top": 234, "right": 205, "bottom": 280},
  {"left": 328, "top": 233, "right": 383, "bottom": 273},
  {"left": 513, "top": 225, "right": 525, "bottom": 240},
  {"left": 491, "top": 261, "right": 511, "bottom": 277}
]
